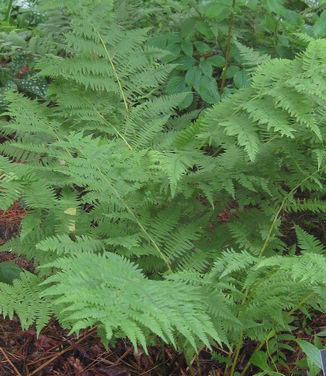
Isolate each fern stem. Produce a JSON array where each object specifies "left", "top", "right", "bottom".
[
  {"left": 258, "top": 195, "right": 287, "bottom": 259},
  {"left": 95, "top": 109, "right": 133, "bottom": 150},
  {"left": 94, "top": 28, "right": 129, "bottom": 113},
  {"left": 259, "top": 169, "right": 320, "bottom": 259},
  {"left": 220, "top": 0, "right": 236, "bottom": 96},
  {"left": 107, "top": 181, "right": 172, "bottom": 272},
  {"left": 288, "top": 292, "right": 315, "bottom": 316},
  {"left": 229, "top": 329, "right": 243, "bottom": 376},
  {"left": 239, "top": 330, "right": 275, "bottom": 376}
]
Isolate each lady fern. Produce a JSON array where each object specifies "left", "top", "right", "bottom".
[{"left": 0, "top": 0, "right": 326, "bottom": 368}]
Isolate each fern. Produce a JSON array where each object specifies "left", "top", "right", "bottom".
[
  {"left": 294, "top": 225, "right": 325, "bottom": 254},
  {"left": 0, "top": 272, "right": 51, "bottom": 336},
  {"left": 1, "top": 0, "right": 326, "bottom": 364},
  {"left": 41, "top": 252, "right": 219, "bottom": 352}
]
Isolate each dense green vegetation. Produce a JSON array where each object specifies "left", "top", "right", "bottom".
[{"left": 1, "top": 0, "right": 326, "bottom": 374}]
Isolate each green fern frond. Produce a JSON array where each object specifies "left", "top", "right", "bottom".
[
  {"left": 0, "top": 272, "right": 51, "bottom": 336},
  {"left": 41, "top": 253, "right": 220, "bottom": 351},
  {"left": 294, "top": 225, "right": 325, "bottom": 254}
]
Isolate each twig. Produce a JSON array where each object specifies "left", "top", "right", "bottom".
[
  {"left": 220, "top": 0, "right": 236, "bottom": 96},
  {"left": 29, "top": 327, "right": 97, "bottom": 376},
  {"left": 0, "top": 347, "right": 22, "bottom": 376}
]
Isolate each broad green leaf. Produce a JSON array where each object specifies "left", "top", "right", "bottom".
[
  {"left": 265, "top": 0, "right": 286, "bottom": 15},
  {"left": 200, "top": 60, "right": 213, "bottom": 77},
  {"left": 181, "top": 41, "right": 193, "bottom": 57},
  {"left": 226, "top": 65, "right": 240, "bottom": 79},
  {"left": 185, "top": 66, "right": 202, "bottom": 90},
  {"left": 166, "top": 76, "right": 186, "bottom": 94},
  {"left": 233, "top": 70, "right": 250, "bottom": 88},
  {"left": 250, "top": 351, "right": 272, "bottom": 372},
  {"left": 179, "top": 91, "right": 193, "bottom": 109},
  {"left": 197, "top": 76, "right": 220, "bottom": 104},
  {"left": 202, "top": 2, "right": 230, "bottom": 21},
  {"left": 175, "top": 55, "right": 196, "bottom": 70},
  {"left": 297, "top": 339, "right": 322, "bottom": 369},
  {"left": 0, "top": 262, "right": 22, "bottom": 285},
  {"left": 181, "top": 18, "right": 196, "bottom": 39},
  {"left": 196, "top": 20, "right": 213, "bottom": 38},
  {"left": 194, "top": 41, "right": 211, "bottom": 54},
  {"left": 207, "top": 55, "right": 225, "bottom": 67},
  {"left": 313, "top": 10, "right": 326, "bottom": 37}
]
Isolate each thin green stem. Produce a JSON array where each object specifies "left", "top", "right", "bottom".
[
  {"left": 259, "top": 169, "right": 320, "bottom": 260},
  {"left": 106, "top": 180, "right": 172, "bottom": 272},
  {"left": 229, "top": 330, "right": 243, "bottom": 376},
  {"left": 220, "top": 0, "right": 236, "bottom": 96},
  {"left": 258, "top": 195, "right": 287, "bottom": 259},
  {"left": 94, "top": 28, "right": 129, "bottom": 113},
  {"left": 94, "top": 109, "right": 133, "bottom": 150}
]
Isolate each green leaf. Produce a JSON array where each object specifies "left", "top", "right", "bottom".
[
  {"left": 296, "top": 339, "right": 322, "bottom": 369},
  {"left": 175, "top": 56, "right": 196, "bottom": 70},
  {"left": 313, "top": 10, "right": 326, "bottom": 38},
  {"left": 197, "top": 76, "right": 220, "bottom": 104},
  {"left": 265, "top": 0, "right": 286, "bottom": 15},
  {"left": 179, "top": 91, "right": 193, "bottom": 110},
  {"left": 182, "top": 41, "right": 193, "bottom": 57},
  {"left": 243, "top": 0, "right": 258, "bottom": 10},
  {"left": 185, "top": 66, "right": 202, "bottom": 90},
  {"left": 0, "top": 262, "right": 22, "bottom": 285},
  {"left": 200, "top": 60, "right": 213, "bottom": 77},
  {"left": 196, "top": 20, "right": 213, "bottom": 38},
  {"left": 226, "top": 65, "right": 240, "bottom": 79},
  {"left": 202, "top": 2, "right": 230, "bottom": 21},
  {"left": 207, "top": 55, "right": 225, "bottom": 67},
  {"left": 233, "top": 70, "right": 250, "bottom": 88},
  {"left": 194, "top": 41, "right": 211, "bottom": 54},
  {"left": 159, "top": 152, "right": 196, "bottom": 197},
  {"left": 250, "top": 351, "right": 272, "bottom": 372},
  {"left": 166, "top": 76, "right": 186, "bottom": 94},
  {"left": 317, "top": 330, "right": 326, "bottom": 337},
  {"left": 181, "top": 18, "right": 196, "bottom": 39}
]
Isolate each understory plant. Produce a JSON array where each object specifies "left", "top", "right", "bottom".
[
  {"left": 144, "top": 0, "right": 326, "bottom": 108},
  {"left": 0, "top": 0, "right": 326, "bottom": 374}
]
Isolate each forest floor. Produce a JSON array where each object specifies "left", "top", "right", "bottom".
[{"left": 0, "top": 202, "right": 325, "bottom": 376}]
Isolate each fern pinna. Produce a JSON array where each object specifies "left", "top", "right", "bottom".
[{"left": 0, "top": 0, "right": 326, "bottom": 367}]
